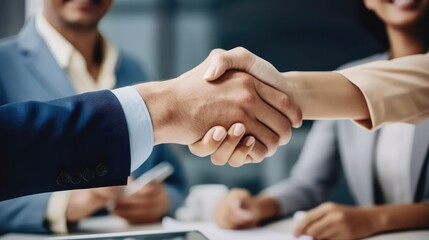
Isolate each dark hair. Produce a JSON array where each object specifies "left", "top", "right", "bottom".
[{"left": 354, "top": 0, "right": 390, "bottom": 51}]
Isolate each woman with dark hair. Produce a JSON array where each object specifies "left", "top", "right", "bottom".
[
  {"left": 354, "top": 0, "right": 429, "bottom": 60},
  {"left": 209, "top": 1, "right": 429, "bottom": 239}
]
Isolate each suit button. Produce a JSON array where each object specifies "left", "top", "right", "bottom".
[
  {"left": 82, "top": 168, "right": 95, "bottom": 182},
  {"left": 71, "top": 172, "right": 82, "bottom": 184},
  {"left": 56, "top": 173, "right": 71, "bottom": 186},
  {"left": 95, "top": 163, "right": 109, "bottom": 177}
]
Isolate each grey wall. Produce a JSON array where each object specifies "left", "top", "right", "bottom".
[{"left": 0, "top": 0, "right": 25, "bottom": 38}]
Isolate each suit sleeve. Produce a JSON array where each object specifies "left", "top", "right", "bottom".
[
  {"left": 0, "top": 90, "right": 131, "bottom": 201},
  {"left": 262, "top": 121, "right": 341, "bottom": 215},
  {"left": 337, "top": 53, "right": 429, "bottom": 130}
]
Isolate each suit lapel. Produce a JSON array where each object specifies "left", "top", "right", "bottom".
[
  {"left": 410, "top": 120, "right": 429, "bottom": 200},
  {"left": 339, "top": 122, "right": 377, "bottom": 205},
  {"left": 356, "top": 132, "right": 377, "bottom": 205},
  {"left": 16, "top": 18, "right": 76, "bottom": 98}
]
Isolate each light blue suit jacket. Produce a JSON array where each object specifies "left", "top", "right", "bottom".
[{"left": 0, "top": 18, "right": 187, "bottom": 234}]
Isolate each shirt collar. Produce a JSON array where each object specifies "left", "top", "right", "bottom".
[
  {"left": 35, "top": 13, "right": 119, "bottom": 91},
  {"left": 36, "top": 13, "right": 74, "bottom": 68}
]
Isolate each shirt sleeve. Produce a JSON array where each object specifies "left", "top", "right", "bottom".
[
  {"left": 111, "top": 87, "right": 154, "bottom": 173},
  {"left": 336, "top": 53, "right": 429, "bottom": 130},
  {"left": 45, "top": 192, "right": 71, "bottom": 234}
]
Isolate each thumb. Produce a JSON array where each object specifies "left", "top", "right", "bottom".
[
  {"left": 204, "top": 48, "right": 228, "bottom": 81},
  {"left": 203, "top": 47, "right": 282, "bottom": 89}
]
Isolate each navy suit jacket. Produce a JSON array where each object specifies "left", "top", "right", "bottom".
[
  {"left": 0, "top": 91, "right": 131, "bottom": 200},
  {"left": 0, "top": 18, "right": 187, "bottom": 233}
]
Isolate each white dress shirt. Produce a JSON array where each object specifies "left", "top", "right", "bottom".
[
  {"left": 36, "top": 14, "right": 153, "bottom": 233},
  {"left": 36, "top": 13, "right": 117, "bottom": 93},
  {"left": 375, "top": 123, "right": 415, "bottom": 203}
]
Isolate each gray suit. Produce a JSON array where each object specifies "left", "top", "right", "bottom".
[{"left": 264, "top": 120, "right": 429, "bottom": 215}]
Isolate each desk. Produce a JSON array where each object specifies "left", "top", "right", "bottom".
[{"left": 1, "top": 215, "right": 429, "bottom": 239}]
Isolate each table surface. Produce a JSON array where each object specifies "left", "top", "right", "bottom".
[{"left": 2, "top": 215, "right": 429, "bottom": 239}]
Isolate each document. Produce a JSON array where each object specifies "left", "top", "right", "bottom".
[{"left": 162, "top": 217, "right": 312, "bottom": 240}]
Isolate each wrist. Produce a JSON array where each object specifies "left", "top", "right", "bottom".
[
  {"left": 255, "top": 195, "right": 280, "bottom": 221},
  {"left": 133, "top": 80, "right": 180, "bottom": 145},
  {"left": 280, "top": 72, "right": 302, "bottom": 111},
  {"left": 364, "top": 207, "right": 390, "bottom": 234}
]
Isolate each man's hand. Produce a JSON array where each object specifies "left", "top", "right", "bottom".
[
  {"left": 135, "top": 51, "right": 296, "bottom": 164},
  {"left": 188, "top": 48, "right": 303, "bottom": 165},
  {"left": 294, "top": 202, "right": 378, "bottom": 240},
  {"left": 214, "top": 189, "right": 279, "bottom": 229},
  {"left": 214, "top": 189, "right": 261, "bottom": 229},
  {"left": 66, "top": 186, "right": 124, "bottom": 222},
  {"left": 112, "top": 182, "right": 169, "bottom": 224}
]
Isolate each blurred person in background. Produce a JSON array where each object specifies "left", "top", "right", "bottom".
[
  {"left": 211, "top": 0, "right": 429, "bottom": 239},
  {"left": 0, "top": 0, "right": 187, "bottom": 234}
]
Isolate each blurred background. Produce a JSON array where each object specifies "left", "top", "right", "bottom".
[{"left": 1, "top": 0, "right": 384, "bottom": 204}]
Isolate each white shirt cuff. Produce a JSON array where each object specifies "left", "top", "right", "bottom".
[
  {"left": 46, "top": 191, "right": 71, "bottom": 234},
  {"left": 112, "top": 87, "right": 154, "bottom": 173}
]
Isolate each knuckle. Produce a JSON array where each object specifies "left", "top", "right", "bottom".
[
  {"left": 268, "top": 134, "right": 280, "bottom": 149},
  {"left": 233, "top": 110, "right": 248, "bottom": 123},
  {"left": 279, "top": 95, "right": 292, "bottom": 112},
  {"left": 234, "top": 46, "right": 247, "bottom": 54},
  {"left": 253, "top": 145, "right": 268, "bottom": 160},
  {"left": 296, "top": 109, "right": 303, "bottom": 125},
  {"left": 210, "top": 48, "right": 225, "bottom": 56},
  {"left": 279, "top": 121, "right": 292, "bottom": 145},
  {"left": 323, "top": 202, "right": 335, "bottom": 210},
  {"left": 230, "top": 188, "right": 245, "bottom": 195},
  {"left": 235, "top": 73, "right": 254, "bottom": 86},
  {"left": 235, "top": 46, "right": 250, "bottom": 57},
  {"left": 215, "top": 53, "right": 227, "bottom": 64},
  {"left": 239, "top": 92, "right": 257, "bottom": 106},
  {"left": 334, "top": 212, "right": 345, "bottom": 221}
]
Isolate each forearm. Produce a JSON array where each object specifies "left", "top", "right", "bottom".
[
  {"left": 280, "top": 72, "right": 370, "bottom": 120},
  {"left": 369, "top": 203, "right": 429, "bottom": 233}
]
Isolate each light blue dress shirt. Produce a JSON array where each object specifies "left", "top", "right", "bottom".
[{"left": 112, "top": 87, "right": 154, "bottom": 173}]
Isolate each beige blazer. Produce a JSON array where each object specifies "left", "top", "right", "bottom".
[{"left": 337, "top": 53, "right": 429, "bottom": 130}]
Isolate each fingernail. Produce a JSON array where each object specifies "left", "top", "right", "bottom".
[
  {"left": 213, "top": 128, "right": 225, "bottom": 141},
  {"left": 233, "top": 124, "right": 244, "bottom": 136},
  {"left": 293, "top": 121, "right": 303, "bottom": 129},
  {"left": 244, "top": 160, "right": 252, "bottom": 164},
  {"left": 204, "top": 65, "right": 216, "bottom": 80},
  {"left": 245, "top": 137, "right": 255, "bottom": 146}
]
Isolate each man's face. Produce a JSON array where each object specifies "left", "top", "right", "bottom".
[{"left": 44, "top": 0, "right": 114, "bottom": 30}]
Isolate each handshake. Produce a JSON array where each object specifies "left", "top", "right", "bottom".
[
  {"left": 134, "top": 47, "right": 304, "bottom": 167},
  {"left": 135, "top": 47, "right": 370, "bottom": 166}
]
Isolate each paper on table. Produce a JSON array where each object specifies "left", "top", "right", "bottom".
[{"left": 162, "top": 217, "right": 312, "bottom": 240}]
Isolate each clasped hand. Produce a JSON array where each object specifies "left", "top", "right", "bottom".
[{"left": 188, "top": 47, "right": 303, "bottom": 166}]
